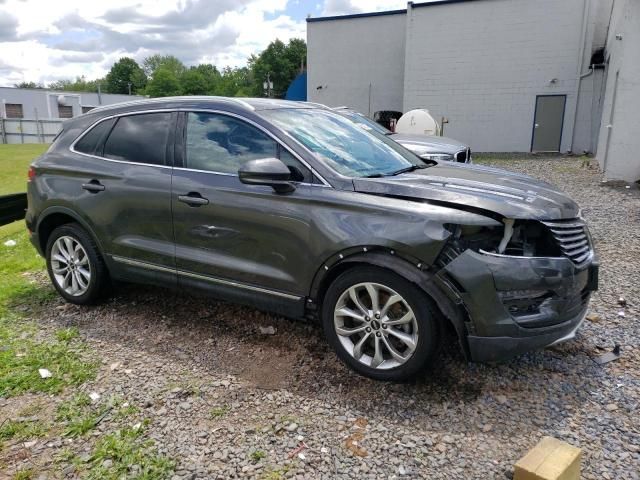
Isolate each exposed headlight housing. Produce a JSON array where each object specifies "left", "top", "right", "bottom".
[
  {"left": 438, "top": 219, "right": 563, "bottom": 266},
  {"left": 420, "top": 153, "right": 454, "bottom": 161}
]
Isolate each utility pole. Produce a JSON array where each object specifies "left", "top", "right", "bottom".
[
  {"left": 127, "top": 82, "right": 132, "bottom": 95},
  {"left": 263, "top": 73, "right": 273, "bottom": 98}
]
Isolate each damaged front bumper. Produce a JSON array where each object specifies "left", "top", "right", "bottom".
[{"left": 435, "top": 249, "right": 599, "bottom": 362}]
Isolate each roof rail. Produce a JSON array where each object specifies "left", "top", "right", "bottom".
[{"left": 89, "top": 96, "right": 255, "bottom": 113}]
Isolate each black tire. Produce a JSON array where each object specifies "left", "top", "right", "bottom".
[
  {"left": 322, "top": 266, "right": 439, "bottom": 381},
  {"left": 45, "top": 223, "right": 110, "bottom": 305}
]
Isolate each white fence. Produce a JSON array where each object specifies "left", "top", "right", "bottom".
[{"left": 0, "top": 118, "right": 62, "bottom": 144}]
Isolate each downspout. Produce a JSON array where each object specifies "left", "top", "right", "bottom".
[
  {"left": 602, "top": 70, "right": 619, "bottom": 176},
  {"left": 569, "top": 0, "right": 592, "bottom": 153}
]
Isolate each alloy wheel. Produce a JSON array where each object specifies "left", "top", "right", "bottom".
[
  {"left": 50, "top": 236, "right": 91, "bottom": 297},
  {"left": 333, "top": 282, "right": 419, "bottom": 370}
]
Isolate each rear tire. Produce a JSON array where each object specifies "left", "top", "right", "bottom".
[
  {"left": 45, "top": 223, "right": 110, "bottom": 305},
  {"left": 322, "top": 266, "right": 439, "bottom": 381}
]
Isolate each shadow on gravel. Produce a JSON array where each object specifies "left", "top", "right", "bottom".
[{"left": 40, "top": 282, "right": 603, "bottom": 437}]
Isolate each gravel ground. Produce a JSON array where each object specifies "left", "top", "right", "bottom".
[{"left": 2, "top": 156, "right": 639, "bottom": 479}]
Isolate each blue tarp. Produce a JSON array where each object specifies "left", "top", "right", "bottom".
[{"left": 285, "top": 72, "right": 307, "bottom": 101}]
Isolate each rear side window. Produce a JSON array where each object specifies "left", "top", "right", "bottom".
[
  {"left": 74, "top": 118, "right": 116, "bottom": 155},
  {"left": 103, "top": 113, "right": 171, "bottom": 166}
]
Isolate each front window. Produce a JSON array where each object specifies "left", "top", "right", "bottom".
[
  {"left": 185, "top": 112, "right": 312, "bottom": 182},
  {"left": 260, "top": 108, "right": 424, "bottom": 178}
]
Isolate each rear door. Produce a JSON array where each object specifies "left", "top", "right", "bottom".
[
  {"left": 70, "top": 111, "right": 177, "bottom": 285},
  {"left": 171, "top": 111, "right": 319, "bottom": 312}
]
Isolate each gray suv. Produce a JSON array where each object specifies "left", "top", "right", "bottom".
[{"left": 26, "top": 97, "right": 598, "bottom": 381}]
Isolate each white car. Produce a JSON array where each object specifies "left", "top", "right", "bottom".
[{"left": 334, "top": 107, "right": 472, "bottom": 163}]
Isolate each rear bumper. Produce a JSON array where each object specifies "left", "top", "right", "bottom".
[{"left": 435, "top": 249, "right": 598, "bottom": 362}]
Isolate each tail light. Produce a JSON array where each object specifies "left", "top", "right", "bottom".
[{"left": 27, "top": 166, "right": 36, "bottom": 182}]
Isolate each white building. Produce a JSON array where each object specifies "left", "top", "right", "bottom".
[
  {"left": 0, "top": 87, "right": 143, "bottom": 144},
  {"left": 308, "top": 0, "right": 640, "bottom": 181},
  {"left": 0, "top": 87, "right": 141, "bottom": 120},
  {"left": 594, "top": 0, "right": 640, "bottom": 182}
]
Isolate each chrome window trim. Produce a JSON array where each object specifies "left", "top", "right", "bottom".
[
  {"left": 111, "top": 255, "right": 302, "bottom": 301},
  {"left": 69, "top": 108, "right": 331, "bottom": 187}
]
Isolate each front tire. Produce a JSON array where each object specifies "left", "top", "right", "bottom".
[
  {"left": 322, "top": 266, "right": 439, "bottom": 381},
  {"left": 45, "top": 223, "right": 110, "bottom": 305}
]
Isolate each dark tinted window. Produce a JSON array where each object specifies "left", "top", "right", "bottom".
[
  {"left": 74, "top": 118, "right": 116, "bottom": 155},
  {"left": 103, "top": 113, "right": 171, "bottom": 165},
  {"left": 186, "top": 112, "right": 277, "bottom": 174}
]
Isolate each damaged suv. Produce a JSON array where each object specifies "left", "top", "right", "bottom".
[{"left": 26, "top": 97, "right": 598, "bottom": 381}]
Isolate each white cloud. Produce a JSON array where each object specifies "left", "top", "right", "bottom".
[
  {"left": 321, "top": 0, "right": 406, "bottom": 16},
  {"left": 0, "top": 0, "right": 306, "bottom": 86},
  {"left": 0, "top": 0, "right": 410, "bottom": 86}
]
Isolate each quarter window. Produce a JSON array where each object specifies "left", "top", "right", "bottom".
[
  {"left": 74, "top": 118, "right": 116, "bottom": 156},
  {"left": 185, "top": 112, "right": 311, "bottom": 181},
  {"left": 103, "top": 113, "right": 171, "bottom": 166}
]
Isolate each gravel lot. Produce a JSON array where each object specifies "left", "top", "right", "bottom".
[{"left": 2, "top": 156, "right": 639, "bottom": 479}]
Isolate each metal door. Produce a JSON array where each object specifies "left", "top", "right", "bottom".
[{"left": 531, "top": 95, "right": 566, "bottom": 152}]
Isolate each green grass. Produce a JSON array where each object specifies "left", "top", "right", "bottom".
[
  {"left": 0, "top": 418, "right": 48, "bottom": 442},
  {"left": 250, "top": 450, "right": 266, "bottom": 463},
  {"left": 0, "top": 319, "right": 98, "bottom": 397},
  {"left": 13, "top": 468, "right": 34, "bottom": 480},
  {"left": 0, "top": 145, "right": 98, "bottom": 399},
  {"left": 209, "top": 405, "right": 231, "bottom": 419},
  {"left": 0, "top": 144, "right": 47, "bottom": 196},
  {"left": 84, "top": 423, "right": 175, "bottom": 480},
  {"left": 56, "top": 393, "right": 109, "bottom": 438},
  {"left": 0, "top": 144, "right": 172, "bottom": 478}
]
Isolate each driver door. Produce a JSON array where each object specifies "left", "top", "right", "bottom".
[{"left": 171, "top": 111, "right": 317, "bottom": 312}]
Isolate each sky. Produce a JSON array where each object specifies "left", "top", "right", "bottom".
[{"left": 0, "top": 0, "right": 408, "bottom": 87}]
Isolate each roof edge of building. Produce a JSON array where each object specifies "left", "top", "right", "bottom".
[
  {"left": 306, "top": 0, "right": 485, "bottom": 23},
  {"left": 306, "top": 8, "right": 407, "bottom": 23}
]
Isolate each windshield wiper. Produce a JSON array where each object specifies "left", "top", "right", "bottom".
[
  {"left": 363, "top": 173, "right": 385, "bottom": 178},
  {"left": 388, "top": 165, "right": 428, "bottom": 176}
]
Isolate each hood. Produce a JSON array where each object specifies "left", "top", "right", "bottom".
[
  {"left": 390, "top": 133, "right": 467, "bottom": 155},
  {"left": 352, "top": 162, "right": 580, "bottom": 220}
]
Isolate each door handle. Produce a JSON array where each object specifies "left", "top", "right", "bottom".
[
  {"left": 82, "top": 180, "right": 105, "bottom": 193},
  {"left": 178, "top": 192, "right": 209, "bottom": 207}
]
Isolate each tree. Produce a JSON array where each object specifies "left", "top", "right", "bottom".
[
  {"left": 180, "top": 68, "right": 208, "bottom": 95},
  {"left": 48, "top": 76, "right": 103, "bottom": 93},
  {"left": 143, "top": 54, "right": 185, "bottom": 79},
  {"left": 217, "top": 67, "right": 253, "bottom": 97},
  {"left": 105, "top": 57, "right": 146, "bottom": 94},
  {"left": 248, "top": 38, "right": 306, "bottom": 97},
  {"left": 14, "top": 81, "right": 44, "bottom": 89},
  {"left": 145, "top": 67, "right": 181, "bottom": 97},
  {"left": 192, "top": 64, "right": 221, "bottom": 94}
]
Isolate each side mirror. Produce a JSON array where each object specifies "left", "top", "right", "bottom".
[{"left": 238, "top": 158, "right": 295, "bottom": 194}]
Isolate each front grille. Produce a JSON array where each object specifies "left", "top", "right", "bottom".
[
  {"left": 541, "top": 219, "right": 592, "bottom": 268},
  {"left": 455, "top": 149, "right": 469, "bottom": 163}
]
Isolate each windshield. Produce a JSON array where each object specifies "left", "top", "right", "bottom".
[
  {"left": 337, "top": 109, "right": 391, "bottom": 135},
  {"left": 261, "top": 108, "right": 423, "bottom": 178}
]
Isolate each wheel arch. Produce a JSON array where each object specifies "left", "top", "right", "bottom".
[
  {"left": 37, "top": 206, "right": 105, "bottom": 258},
  {"left": 310, "top": 248, "right": 471, "bottom": 359}
]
